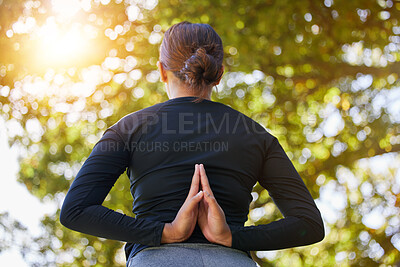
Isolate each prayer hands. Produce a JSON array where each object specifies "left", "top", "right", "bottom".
[
  {"left": 161, "top": 164, "right": 232, "bottom": 247},
  {"left": 161, "top": 164, "right": 204, "bottom": 243},
  {"left": 197, "top": 164, "right": 232, "bottom": 247}
]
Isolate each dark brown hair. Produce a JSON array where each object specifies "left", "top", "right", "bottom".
[{"left": 159, "top": 21, "right": 224, "bottom": 100}]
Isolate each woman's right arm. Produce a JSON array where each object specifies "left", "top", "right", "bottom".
[
  {"left": 60, "top": 129, "right": 205, "bottom": 245},
  {"left": 228, "top": 137, "right": 325, "bottom": 251},
  {"left": 59, "top": 129, "right": 165, "bottom": 246}
]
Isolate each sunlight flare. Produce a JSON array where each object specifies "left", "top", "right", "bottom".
[{"left": 34, "top": 18, "right": 92, "bottom": 68}]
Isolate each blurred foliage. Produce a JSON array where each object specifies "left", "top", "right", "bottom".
[
  {"left": 0, "top": 212, "right": 55, "bottom": 265},
  {"left": 1, "top": 0, "right": 400, "bottom": 266},
  {"left": 0, "top": 212, "right": 27, "bottom": 253}
]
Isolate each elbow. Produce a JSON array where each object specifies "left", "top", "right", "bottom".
[
  {"left": 300, "top": 214, "right": 325, "bottom": 245},
  {"left": 59, "top": 204, "right": 71, "bottom": 228},
  {"left": 59, "top": 200, "right": 77, "bottom": 229},
  {"left": 309, "top": 214, "right": 325, "bottom": 244},
  {"left": 313, "top": 223, "right": 325, "bottom": 244},
  {"left": 315, "top": 216, "right": 325, "bottom": 243}
]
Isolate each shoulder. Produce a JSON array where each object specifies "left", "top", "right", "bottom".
[
  {"left": 104, "top": 101, "right": 169, "bottom": 140},
  {"left": 211, "top": 101, "right": 277, "bottom": 146},
  {"left": 219, "top": 102, "right": 272, "bottom": 136}
]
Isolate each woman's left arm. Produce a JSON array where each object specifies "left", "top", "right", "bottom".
[{"left": 59, "top": 129, "right": 165, "bottom": 246}]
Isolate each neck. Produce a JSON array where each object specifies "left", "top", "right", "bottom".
[
  {"left": 170, "top": 91, "right": 211, "bottom": 100},
  {"left": 167, "top": 82, "right": 211, "bottom": 100}
]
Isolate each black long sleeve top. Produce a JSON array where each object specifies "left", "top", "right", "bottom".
[{"left": 60, "top": 96, "right": 324, "bottom": 262}]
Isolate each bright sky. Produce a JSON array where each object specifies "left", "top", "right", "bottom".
[{"left": 0, "top": 117, "right": 56, "bottom": 266}]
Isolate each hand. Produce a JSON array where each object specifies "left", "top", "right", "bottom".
[
  {"left": 161, "top": 164, "right": 204, "bottom": 243},
  {"left": 197, "top": 164, "right": 232, "bottom": 247}
]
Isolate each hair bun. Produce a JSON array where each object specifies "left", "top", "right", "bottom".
[
  {"left": 160, "top": 22, "right": 224, "bottom": 98},
  {"left": 179, "top": 46, "right": 221, "bottom": 89}
]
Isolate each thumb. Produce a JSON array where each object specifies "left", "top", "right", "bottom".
[{"left": 185, "top": 190, "right": 204, "bottom": 210}]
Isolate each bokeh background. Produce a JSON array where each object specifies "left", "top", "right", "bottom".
[{"left": 0, "top": 0, "right": 400, "bottom": 266}]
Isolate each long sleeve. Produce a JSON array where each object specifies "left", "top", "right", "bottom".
[
  {"left": 59, "top": 129, "right": 165, "bottom": 246},
  {"left": 229, "top": 137, "right": 325, "bottom": 251}
]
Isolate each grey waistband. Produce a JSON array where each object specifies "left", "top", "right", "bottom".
[{"left": 127, "top": 243, "right": 257, "bottom": 267}]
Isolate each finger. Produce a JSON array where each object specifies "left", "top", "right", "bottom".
[
  {"left": 199, "top": 164, "right": 214, "bottom": 197},
  {"left": 187, "top": 164, "right": 200, "bottom": 198},
  {"left": 185, "top": 190, "right": 204, "bottom": 211}
]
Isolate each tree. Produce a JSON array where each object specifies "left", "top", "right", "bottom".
[{"left": 0, "top": 0, "right": 399, "bottom": 265}]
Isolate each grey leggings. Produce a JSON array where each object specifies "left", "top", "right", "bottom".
[{"left": 127, "top": 243, "right": 257, "bottom": 267}]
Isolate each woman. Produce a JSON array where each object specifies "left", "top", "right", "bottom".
[{"left": 60, "top": 21, "right": 324, "bottom": 266}]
